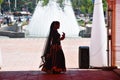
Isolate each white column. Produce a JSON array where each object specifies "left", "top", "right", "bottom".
[
  {"left": 116, "top": 0, "right": 120, "bottom": 67},
  {"left": 90, "top": 0, "right": 107, "bottom": 67}
]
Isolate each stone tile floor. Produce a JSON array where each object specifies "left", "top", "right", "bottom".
[{"left": 0, "top": 38, "right": 90, "bottom": 70}]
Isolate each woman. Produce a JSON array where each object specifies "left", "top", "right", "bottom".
[{"left": 40, "top": 21, "right": 66, "bottom": 74}]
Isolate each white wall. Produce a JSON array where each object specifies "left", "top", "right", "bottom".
[{"left": 116, "top": 0, "right": 120, "bottom": 67}]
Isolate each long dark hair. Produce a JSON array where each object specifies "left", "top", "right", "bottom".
[
  {"left": 43, "top": 21, "right": 60, "bottom": 56},
  {"left": 39, "top": 21, "right": 60, "bottom": 67}
]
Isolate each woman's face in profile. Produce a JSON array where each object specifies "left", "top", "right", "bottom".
[{"left": 54, "top": 22, "right": 60, "bottom": 29}]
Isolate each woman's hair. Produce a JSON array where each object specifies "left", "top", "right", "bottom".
[
  {"left": 50, "top": 21, "right": 60, "bottom": 31},
  {"left": 42, "top": 21, "right": 60, "bottom": 57},
  {"left": 40, "top": 21, "right": 60, "bottom": 67}
]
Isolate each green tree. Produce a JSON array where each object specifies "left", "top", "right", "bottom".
[
  {"left": 74, "top": 0, "right": 93, "bottom": 26},
  {"left": 71, "top": 0, "right": 80, "bottom": 9},
  {"left": 0, "top": 0, "right": 3, "bottom": 10},
  {"left": 103, "top": 0, "right": 107, "bottom": 11},
  {"left": 42, "top": 0, "right": 49, "bottom": 6},
  {"left": 1, "top": 0, "right": 107, "bottom": 15},
  {"left": 79, "top": 0, "right": 93, "bottom": 14},
  {"left": 71, "top": 0, "right": 107, "bottom": 26},
  {"left": 2, "top": 0, "right": 35, "bottom": 13},
  {"left": 41, "top": 0, "right": 65, "bottom": 9}
]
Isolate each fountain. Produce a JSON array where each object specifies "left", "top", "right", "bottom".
[{"left": 26, "top": 0, "right": 80, "bottom": 37}]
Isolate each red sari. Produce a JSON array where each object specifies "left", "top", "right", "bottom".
[{"left": 41, "top": 30, "right": 66, "bottom": 73}]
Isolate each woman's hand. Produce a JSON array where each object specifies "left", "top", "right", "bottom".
[{"left": 60, "top": 32, "right": 65, "bottom": 40}]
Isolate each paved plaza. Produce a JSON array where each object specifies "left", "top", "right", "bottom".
[
  {"left": 0, "top": 38, "right": 90, "bottom": 70},
  {"left": 0, "top": 38, "right": 120, "bottom": 80}
]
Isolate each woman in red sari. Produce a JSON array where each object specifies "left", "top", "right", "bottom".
[{"left": 40, "top": 21, "right": 66, "bottom": 74}]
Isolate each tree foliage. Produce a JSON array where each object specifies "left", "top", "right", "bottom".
[
  {"left": 79, "top": 0, "right": 93, "bottom": 14},
  {"left": 41, "top": 0, "right": 107, "bottom": 15},
  {"left": 0, "top": 0, "right": 3, "bottom": 4},
  {"left": 1, "top": 0, "right": 36, "bottom": 12},
  {"left": 1, "top": 0, "right": 107, "bottom": 14},
  {"left": 0, "top": 0, "right": 3, "bottom": 9}
]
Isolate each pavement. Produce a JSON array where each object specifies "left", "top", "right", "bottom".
[{"left": 0, "top": 38, "right": 120, "bottom": 80}]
